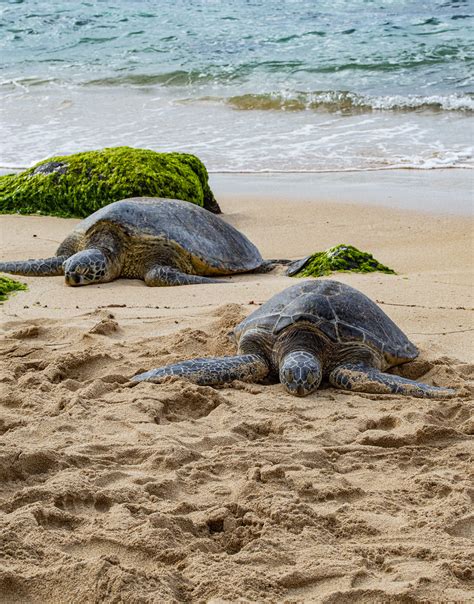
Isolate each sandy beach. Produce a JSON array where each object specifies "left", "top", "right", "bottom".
[{"left": 0, "top": 174, "right": 473, "bottom": 603}]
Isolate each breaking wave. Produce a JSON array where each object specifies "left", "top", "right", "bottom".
[{"left": 195, "top": 91, "right": 474, "bottom": 113}]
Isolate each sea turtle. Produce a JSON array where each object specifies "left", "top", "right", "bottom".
[
  {"left": 132, "top": 280, "right": 455, "bottom": 398},
  {"left": 0, "top": 197, "right": 274, "bottom": 287}
]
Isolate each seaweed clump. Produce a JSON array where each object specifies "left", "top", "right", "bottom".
[
  {"left": 0, "top": 146, "right": 220, "bottom": 218},
  {"left": 290, "top": 244, "right": 395, "bottom": 278},
  {"left": 0, "top": 275, "right": 27, "bottom": 302}
]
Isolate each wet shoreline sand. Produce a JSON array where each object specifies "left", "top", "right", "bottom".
[
  {"left": 210, "top": 169, "right": 473, "bottom": 215},
  {"left": 0, "top": 173, "right": 473, "bottom": 602}
]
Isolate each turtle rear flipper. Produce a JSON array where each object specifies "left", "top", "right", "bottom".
[
  {"left": 285, "top": 255, "right": 312, "bottom": 276},
  {"left": 131, "top": 354, "right": 269, "bottom": 386},
  {"left": 0, "top": 256, "right": 67, "bottom": 276},
  {"left": 329, "top": 362, "right": 456, "bottom": 399},
  {"left": 252, "top": 258, "right": 293, "bottom": 273}
]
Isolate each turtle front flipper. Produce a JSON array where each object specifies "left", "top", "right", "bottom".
[
  {"left": 0, "top": 256, "right": 67, "bottom": 276},
  {"left": 144, "top": 266, "right": 222, "bottom": 286},
  {"left": 329, "top": 362, "right": 456, "bottom": 399},
  {"left": 131, "top": 354, "right": 269, "bottom": 386}
]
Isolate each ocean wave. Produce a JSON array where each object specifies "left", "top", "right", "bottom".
[
  {"left": 0, "top": 77, "right": 66, "bottom": 90},
  {"left": 83, "top": 71, "right": 218, "bottom": 87},
  {"left": 0, "top": 71, "right": 220, "bottom": 90},
  {"left": 205, "top": 91, "right": 474, "bottom": 113}
]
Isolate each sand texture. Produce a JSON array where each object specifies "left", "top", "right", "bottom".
[{"left": 0, "top": 193, "right": 473, "bottom": 603}]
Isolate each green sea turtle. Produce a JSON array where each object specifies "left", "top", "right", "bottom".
[
  {"left": 132, "top": 280, "right": 455, "bottom": 398},
  {"left": 0, "top": 197, "right": 276, "bottom": 287}
]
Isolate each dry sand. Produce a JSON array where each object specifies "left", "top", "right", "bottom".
[{"left": 0, "top": 184, "right": 473, "bottom": 603}]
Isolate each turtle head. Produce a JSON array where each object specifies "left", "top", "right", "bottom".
[
  {"left": 63, "top": 249, "right": 111, "bottom": 286},
  {"left": 279, "top": 350, "right": 322, "bottom": 397}
]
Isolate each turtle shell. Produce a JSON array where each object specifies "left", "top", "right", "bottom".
[
  {"left": 234, "top": 280, "right": 418, "bottom": 364},
  {"left": 60, "top": 197, "right": 263, "bottom": 272}
]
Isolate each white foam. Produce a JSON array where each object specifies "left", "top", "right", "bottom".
[{"left": 1, "top": 86, "right": 472, "bottom": 174}]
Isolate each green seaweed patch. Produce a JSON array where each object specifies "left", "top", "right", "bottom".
[
  {"left": 292, "top": 244, "right": 395, "bottom": 278},
  {"left": 0, "top": 146, "right": 220, "bottom": 218},
  {"left": 0, "top": 275, "right": 27, "bottom": 302}
]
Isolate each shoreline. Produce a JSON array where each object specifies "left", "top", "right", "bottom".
[
  {"left": 2, "top": 167, "right": 471, "bottom": 215},
  {"left": 210, "top": 169, "right": 474, "bottom": 216}
]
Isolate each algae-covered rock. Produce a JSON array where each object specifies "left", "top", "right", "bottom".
[
  {"left": 0, "top": 275, "right": 27, "bottom": 302},
  {"left": 0, "top": 146, "right": 220, "bottom": 218},
  {"left": 290, "top": 244, "right": 395, "bottom": 278}
]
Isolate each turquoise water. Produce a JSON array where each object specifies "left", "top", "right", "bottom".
[{"left": 1, "top": 0, "right": 473, "bottom": 171}]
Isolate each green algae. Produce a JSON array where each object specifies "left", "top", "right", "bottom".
[
  {"left": 0, "top": 146, "right": 220, "bottom": 218},
  {"left": 0, "top": 276, "right": 27, "bottom": 302},
  {"left": 292, "top": 244, "right": 395, "bottom": 278}
]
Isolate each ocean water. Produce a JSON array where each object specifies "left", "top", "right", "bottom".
[{"left": 1, "top": 0, "right": 473, "bottom": 172}]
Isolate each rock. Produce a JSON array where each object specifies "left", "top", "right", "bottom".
[{"left": 0, "top": 146, "right": 220, "bottom": 217}]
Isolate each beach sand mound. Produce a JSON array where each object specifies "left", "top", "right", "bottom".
[{"left": 0, "top": 306, "right": 472, "bottom": 604}]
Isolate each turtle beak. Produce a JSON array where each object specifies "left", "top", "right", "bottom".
[
  {"left": 283, "top": 382, "right": 312, "bottom": 397},
  {"left": 65, "top": 272, "right": 83, "bottom": 286}
]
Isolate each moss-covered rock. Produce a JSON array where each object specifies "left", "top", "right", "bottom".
[
  {"left": 0, "top": 146, "right": 220, "bottom": 218},
  {"left": 0, "top": 275, "right": 27, "bottom": 302},
  {"left": 291, "top": 244, "right": 395, "bottom": 278}
]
